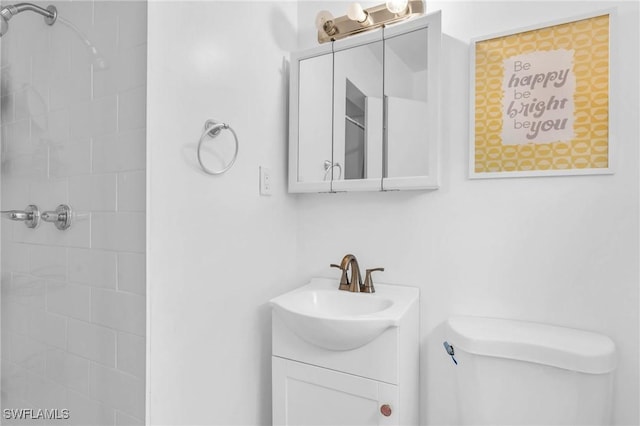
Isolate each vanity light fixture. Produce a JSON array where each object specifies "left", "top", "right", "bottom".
[{"left": 315, "top": 0, "right": 423, "bottom": 44}]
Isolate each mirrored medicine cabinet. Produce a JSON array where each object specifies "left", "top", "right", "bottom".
[{"left": 288, "top": 11, "right": 441, "bottom": 193}]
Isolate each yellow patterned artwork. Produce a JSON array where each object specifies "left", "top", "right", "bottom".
[{"left": 471, "top": 13, "right": 611, "bottom": 177}]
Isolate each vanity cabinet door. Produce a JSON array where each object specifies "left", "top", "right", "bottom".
[{"left": 273, "top": 356, "right": 398, "bottom": 426}]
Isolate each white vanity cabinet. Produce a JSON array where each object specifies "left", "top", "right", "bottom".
[
  {"left": 288, "top": 12, "right": 441, "bottom": 193},
  {"left": 273, "top": 358, "right": 398, "bottom": 426},
  {"left": 271, "top": 279, "right": 419, "bottom": 426}
]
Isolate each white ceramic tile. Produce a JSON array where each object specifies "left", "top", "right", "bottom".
[
  {"left": 28, "top": 310, "right": 67, "bottom": 349},
  {"left": 92, "top": 212, "right": 145, "bottom": 253},
  {"left": 1, "top": 242, "right": 30, "bottom": 273},
  {"left": 48, "top": 33, "right": 72, "bottom": 82},
  {"left": 49, "top": 139, "right": 92, "bottom": 177},
  {"left": 58, "top": 0, "right": 93, "bottom": 35},
  {"left": 28, "top": 141, "right": 50, "bottom": 180},
  {"left": 10, "top": 333, "right": 47, "bottom": 376},
  {"left": 118, "top": 87, "right": 146, "bottom": 131},
  {"left": 4, "top": 119, "right": 31, "bottom": 154},
  {"left": 92, "top": 129, "right": 146, "bottom": 173},
  {"left": 31, "top": 41, "right": 51, "bottom": 90},
  {"left": 1, "top": 300, "right": 30, "bottom": 336},
  {"left": 117, "top": 2, "right": 148, "bottom": 49},
  {"left": 2, "top": 0, "right": 147, "bottom": 420},
  {"left": 1, "top": 94, "right": 15, "bottom": 124},
  {"left": 69, "top": 173, "right": 118, "bottom": 212},
  {"left": 117, "top": 252, "right": 145, "bottom": 295},
  {"left": 49, "top": 77, "right": 72, "bottom": 111},
  {"left": 13, "top": 89, "right": 30, "bottom": 122},
  {"left": 6, "top": 274, "right": 46, "bottom": 309},
  {"left": 87, "top": 16, "right": 118, "bottom": 95},
  {"left": 116, "top": 411, "right": 145, "bottom": 426},
  {"left": 67, "top": 319, "right": 116, "bottom": 367},
  {"left": 93, "top": 66, "right": 118, "bottom": 100},
  {"left": 4, "top": 59, "right": 31, "bottom": 94},
  {"left": 49, "top": 67, "right": 91, "bottom": 110},
  {"left": 45, "top": 349, "right": 90, "bottom": 394},
  {"left": 25, "top": 371, "right": 69, "bottom": 409},
  {"left": 1, "top": 330, "right": 12, "bottom": 361},
  {"left": 1, "top": 362, "right": 28, "bottom": 404},
  {"left": 28, "top": 179, "right": 68, "bottom": 209},
  {"left": 15, "top": 87, "right": 47, "bottom": 120},
  {"left": 91, "top": 95, "right": 118, "bottom": 136},
  {"left": 37, "top": 212, "right": 92, "bottom": 249},
  {"left": 67, "top": 390, "right": 115, "bottom": 426},
  {"left": 116, "top": 332, "right": 145, "bottom": 378},
  {"left": 46, "top": 281, "right": 91, "bottom": 321},
  {"left": 69, "top": 100, "right": 92, "bottom": 139},
  {"left": 117, "top": 44, "right": 147, "bottom": 93},
  {"left": 89, "top": 363, "right": 145, "bottom": 419},
  {"left": 91, "top": 288, "right": 145, "bottom": 336},
  {"left": 40, "top": 108, "right": 70, "bottom": 146},
  {"left": 118, "top": 171, "right": 145, "bottom": 212},
  {"left": 118, "top": 128, "right": 147, "bottom": 170},
  {"left": 1, "top": 177, "right": 29, "bottom": 207},
  {"left": 69, "top": 248, "right": 117, "bottom": 289},
  {"left": 12, "top": 221, "right": 49, "bottom": 246},
  {"left": 93, "top": 0, "right": 121, "bottom": 22},
  {"left": 29, "top": 245, "right": 67, "bottom": 280}
]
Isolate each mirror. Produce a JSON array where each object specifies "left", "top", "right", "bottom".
[
  {"left": 384, "top": 27, "right": 430, "bottom": 178},
  {"left": 288, "top": 12, "right": 441, "bottom": 193},
  {"left": 297, "top": 51, "right": 333, "bottom": 187},
  {"left": 332, "top": 38, "right": 384, "bottom": 191}
]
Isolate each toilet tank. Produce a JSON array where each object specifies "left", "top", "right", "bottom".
[{"left": 446, "top": 316, "right": 617, "bottom": 426}]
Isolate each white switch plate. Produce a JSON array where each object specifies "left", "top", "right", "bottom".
[{"left": 260, "top": 166, "right": 272, "bottom": 196}]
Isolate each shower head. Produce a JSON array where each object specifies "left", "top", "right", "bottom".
[{"left": 0, "top": 3, "right": 57, "bottom": 37}]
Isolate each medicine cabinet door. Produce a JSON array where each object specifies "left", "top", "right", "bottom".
[
  {"left": 331, "top": 31, "right": 384, "bottom": 192},
  {"left": 383, "top": 13, "right": 441, "bottom": 190},
  {"left": 289, "top": 45, "right": 333, "bottom": 192}
]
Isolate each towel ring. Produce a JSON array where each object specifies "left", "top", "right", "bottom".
[{"left": 197, "top": 119, "right": 239, "bottom": 175}]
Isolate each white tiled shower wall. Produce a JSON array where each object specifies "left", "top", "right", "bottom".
[{"left": 0, "top": 1, "right": 146, "bottom": 424}]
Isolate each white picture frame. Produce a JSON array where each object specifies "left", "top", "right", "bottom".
[{"left": 469, "top": 9, "right": 615, "bottom": 179}]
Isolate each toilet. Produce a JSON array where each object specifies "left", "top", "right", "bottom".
[{"left": 445, "top": 316, "right": 617, "bottom": 425}]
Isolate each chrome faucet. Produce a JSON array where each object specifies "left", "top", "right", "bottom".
[{"left": 331, "top": 254, "right": 384, "bottom": 293}]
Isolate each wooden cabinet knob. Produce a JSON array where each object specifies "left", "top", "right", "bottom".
[{"left": 380, "top": 404, "right": 392, "bottom": 417}]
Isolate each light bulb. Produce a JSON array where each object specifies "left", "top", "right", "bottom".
[
  {"left": 315, "top": 10, "right": 334, "bottom": 32},
  {"left": 386, "top": 0, "right": 409, "bottom": 14},
  {"left": 347, "top": 3, "right": 367, "bottom": 23}
]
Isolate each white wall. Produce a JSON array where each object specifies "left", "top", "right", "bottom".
[
  {"left": 146, "top": 1, "right": 298, "bottom": 424},
  {"left": 1, "top": 1, "right": 147, "bottom": 424},
  {"left": 296, "top": 1, "right": 639, "bottom": 425},
  {"left": 148, "top": 1, "right": 638, "bottom": 425}
]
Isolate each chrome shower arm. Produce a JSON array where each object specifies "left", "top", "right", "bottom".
[{"left": 1, "top": 3, "right": 56, "bottom": 25}]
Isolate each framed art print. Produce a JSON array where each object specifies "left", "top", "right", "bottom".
[{"left": 470, "top": 10, "right": 614, "bottom": 178}]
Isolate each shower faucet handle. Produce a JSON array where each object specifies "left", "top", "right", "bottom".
[
  {"left": 0, "top": 204, "right": 40, "bottom": 228},
  {"left": 41, "top": 204, "right": 72, "bottom": 230}
]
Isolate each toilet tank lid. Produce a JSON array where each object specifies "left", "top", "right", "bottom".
[{"left": 446, "top": 316, "right": 617, "bottom": 374}]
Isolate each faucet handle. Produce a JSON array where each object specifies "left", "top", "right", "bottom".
[
  {"left": 362, "top": 267, "right": 384, "bottom": 293},
  {"left": 330, "top": 263, "right": 350, "bottom": 291}
]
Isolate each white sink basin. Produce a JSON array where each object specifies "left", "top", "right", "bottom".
[{"left": 270, "top": 278, "right": 419, "bottom": 351}]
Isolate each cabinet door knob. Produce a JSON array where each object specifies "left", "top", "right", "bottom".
[{"left": 380, "top": 404, "right": 392, "bottom": 417}]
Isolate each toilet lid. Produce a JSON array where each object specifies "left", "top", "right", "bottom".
[{"left": 446, "top": 316, "right": 617, "bottom": 374}]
